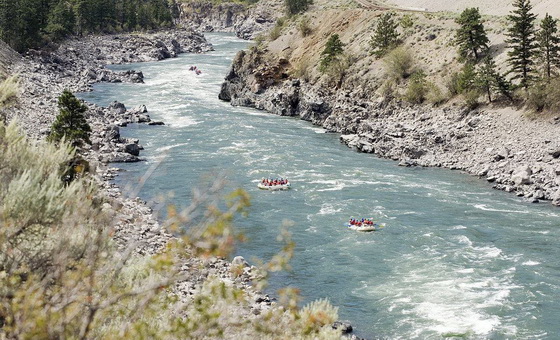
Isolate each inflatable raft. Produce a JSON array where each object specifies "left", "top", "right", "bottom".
[
  {"left": 257, "top": 182, "right": 291, "bottom": 191},
  {"left": 346, "top": 222, "right": 385, "bottom": 232}
]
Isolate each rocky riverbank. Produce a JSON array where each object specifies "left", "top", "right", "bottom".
[{"left": 219, "top": 47, "right": 560, "bottom": 206}]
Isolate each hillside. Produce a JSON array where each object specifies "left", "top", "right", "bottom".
[
  {"left": 219, "top": 0, "right": 560, "bottom": 205},
  {"left": 384, "top": 0, "right": 560, "bottom": 18}
]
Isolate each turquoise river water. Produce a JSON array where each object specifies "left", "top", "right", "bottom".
[{"left": 80, "top": 33, "right": 560, "bottom": 339}]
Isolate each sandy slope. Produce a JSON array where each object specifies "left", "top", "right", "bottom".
[{"left": 384, "top": 0, "right": 560, "bottom": 18}]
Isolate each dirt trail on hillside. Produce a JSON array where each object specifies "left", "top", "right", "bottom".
[
  {"left": 354, "top": 0, "right": 430, "bottom": 12},
  {"left": 384, "top": 0, "right": 559, "bottom": 17}
]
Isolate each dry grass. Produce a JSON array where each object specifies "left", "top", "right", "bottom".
[{"left": 0, "top": 75, "right": 18, "bottom": 107}]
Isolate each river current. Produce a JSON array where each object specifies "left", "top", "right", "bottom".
[{"left": 80, "top": 33, "right": 560, "bottom": 339}]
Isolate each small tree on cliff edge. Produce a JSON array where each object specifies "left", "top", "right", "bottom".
[
  {"left": 455, "top": 7, "right": 489, "bottom": 61},
  {"left": 48, "top": 90, "right": 91, "bottom": 146},
  {"left": 285, "top": 0, "right": 312, "bottom": 16},
  {"left": 370, "top": 12, "right": 400, "bottom": 58},
  {"left": 319, "top": 34, "right": 344, "bottom": 72},
  {"left": 506, "top": 0, "right": 537, "bottom": 90},
  {"left": 536, "top": 13, "right": 560, "bottom": 79}
]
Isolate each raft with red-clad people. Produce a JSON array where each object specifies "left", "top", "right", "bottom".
[
  {"left": 346, "top": 218, "right": 385, "bottom": 232},
  {"left": 258, "top": 178, "right": 291, "bottom": 191}
]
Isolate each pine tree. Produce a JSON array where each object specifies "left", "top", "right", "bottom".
[
  {"left": 319, "top": 34, "right": 344, "bottom": 72},
  {"left": 455, "top": 7, "right": 489, "bottom": 61},
  {"left": 285, "top": 0, "right": 312, "bottom": 16},
  {"left": 475, "top": 56, "right": 512, "bottom": 102},
  {"left": 536, "top": 13, "right": 560, "bottom": 79},
  {"left": 46, "top": 0, "right": 76, "bottom": 40},
  {"left": 48, "top": 90, "right": 91, "bottom": 146},
  {"left": 506, "top": 0, "right": 538, "bottom": 90},
  {"left": 370, "top": 12, "right": 400, "bottom": 57}
]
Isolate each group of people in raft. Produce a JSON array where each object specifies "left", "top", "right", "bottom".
[
  {"left": 188, "top": 65, "right": 202, "bottom": 75},
  {"left": 261, "top": 178, "right": 289, "bottom": 187},
  {"left": 348, "top": 218, "right": 376, "bottom": 226}
]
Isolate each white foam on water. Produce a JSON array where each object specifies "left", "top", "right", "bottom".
[
  {"left": 473, "top": 204, "right": 530, "bottom": 214},
  {"left": 315, "top": 183, "right": 346, "bottom": 192},
  {"left": 522, "top": 261, "right": 541, "bottom": 266},
  {"left": 155, "top": 142, "right": 189, "bottom": 152},
  {"left": 457, "top": 268, "right": 475, "bottom": 274},
  {"left": 474, "top": 246, "right": 502, "bottom": 259},
  {"left": 165, "top": 116, "right": 200, "bottom": 128},
  {"left": 318, "top": 203, "right": 343, "bottom": 215},
  {"left": 452, "top": 225, "right": 467, "bottom": 230},
  {"left": 456, "top": 235, "right": 473, "bottom": 246},
  {"left": 301, "top": 125, "right": 326, "bottom": 133}
]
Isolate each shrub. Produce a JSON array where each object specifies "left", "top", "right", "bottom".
[
  {"left": 526, "top": 78, "right": 560, "bottom": 112},
  {"left": 0, "top": 75, "right": 18, "bottom": 108},
  {"left": 400, "top": 14, "right": 414, "bottom": 29},
  {"left": 292, "top": 57, "right": 311, "bottom": 81},
  {"left": 269, "top": 18, "right": 286, "bottom": 41},
  {"left": 383, "top": 46, "right": 415, "bottom": 81},
  {"left": 446, "top": 63, "right": 477, "bottom": 96},
  {"left": 403, "top": 70, "right": 428, "bottom": 103},
  {"left": 285, "top": 0, "right": 312, "bottom": 16},
  {"left": 426, "top": 82, "right": 447, "bottom": 105},
  {"left": 326, "top": 54, "right": 353, "bottom": 88},
  {"left": 298, "top": 15, "right": 313, "bottom": 37},
  {"left": 463, "top": 89, "right": 480, "bottom": 109}
]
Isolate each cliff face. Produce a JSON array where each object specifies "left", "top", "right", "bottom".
[
  {"left": 219, "top": 6, "right": 560, "bottom": 206},
  {"left": 177, "top": 0, "right": 283, "bottom": 39}
]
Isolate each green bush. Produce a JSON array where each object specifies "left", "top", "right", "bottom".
[
  {"left": 526, "top": 78, "right": 560, "bottom": 112},
  {"left": 383, "top": 46, "right": 415, "bottom": 81},
  {"left": 285, "top": 0, "right": 312, "bottom": 16},
  {"left": 0, "top": 75, "right": 18, "bottom": 108},
  {"left": 400, "top": 14, "right": 414, "bottom": 29},
  {"left": 403, "top": 70, "right": 428, "bottom": 103},
  {"left": 298, "top": 16, "right": 313, "bottom": 37},
  {"left": 269, "top": 17, "right": 287, "bottom": 41},
  {"left": 426, "top": 82, "right": 447, "bottom": 105},
  {"left": 326, "top": 54, "right": 353, "bottom": 88},
  {"left": 463, "top": 89, "right": 480, "bottom": 109}
]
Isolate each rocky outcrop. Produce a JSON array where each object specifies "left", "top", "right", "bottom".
[
  {"left": 177, "top": 0, "right": 282, "bottom": 39},
  {"left": 220, "top": 48, "right": 560, "bottom": 206}
]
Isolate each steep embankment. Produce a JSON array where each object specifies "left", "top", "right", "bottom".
[
  {"left": 0, "top": 40, "right": 21, "bottom": 77},
  {"left": 220, "top": 4, "right": 560, "bottom": 205},
  {"left": 177, "top": 0, "right": 283, "bottom": 39}
]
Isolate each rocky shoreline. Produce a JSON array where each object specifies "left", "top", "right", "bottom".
[{"left": 219, "top": 48, "right": 560, "bottom": 206}]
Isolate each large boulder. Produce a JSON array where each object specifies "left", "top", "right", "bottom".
[
  {"left": 108, "top": 101, "right": 126, "bottom": 115},
  {"left": 552, "top": 190, "right": 560, "bottom": 206},
  {"left": 124, "top": 143, "right": 141, "bottom": 156},
  {"left": 511, "top": 165, "right": 532, "bottom": 185}
]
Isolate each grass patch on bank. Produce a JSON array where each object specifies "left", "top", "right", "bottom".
[{"left": 0, "top": 75, "right": 18, "bottom": 108}]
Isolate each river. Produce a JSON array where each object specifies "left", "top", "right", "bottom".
[{"left": 79, "top": 33, "right": 560, "bottom": 339}]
